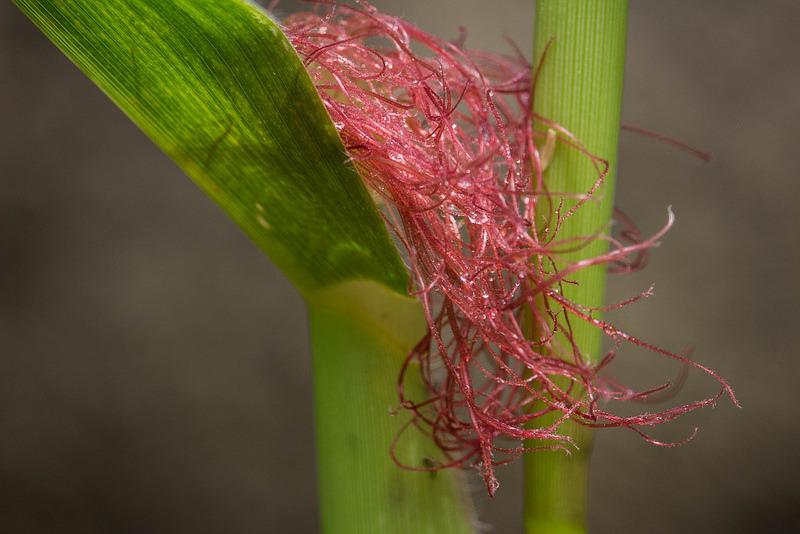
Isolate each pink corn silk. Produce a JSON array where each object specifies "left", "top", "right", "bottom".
[{"left": 283, "top": 1, "right": 738, "bottom": 496}]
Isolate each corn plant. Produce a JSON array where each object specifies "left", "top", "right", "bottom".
[{"left": 13, "top": 1, "right": 735, "bottom": 532}]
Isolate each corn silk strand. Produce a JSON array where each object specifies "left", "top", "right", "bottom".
[{"left": 283, "top": 1, "right": 737, "bottom": 496}]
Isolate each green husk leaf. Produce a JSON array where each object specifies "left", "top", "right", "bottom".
[{"left": 13, "top": 0, "right": 408, "bottom": 297}]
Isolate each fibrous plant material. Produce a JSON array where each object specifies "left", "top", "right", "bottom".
[{"left": 285, "top": 0, "right": 737, "bottom": 495}]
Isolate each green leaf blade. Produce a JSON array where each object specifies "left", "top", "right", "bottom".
[
  {"left": 13, "top": 5, "right": 480, "bottom": 529},
  {"left": 14, "top": 0, "right": 408, "bottom": 296}
]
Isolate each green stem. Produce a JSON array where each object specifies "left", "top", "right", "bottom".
[
  {"left": 307, "top": 281, "right": 473, "bottom": 534},
  {"left": 524, "top": 2, "right": 629, "bottom": 533}
]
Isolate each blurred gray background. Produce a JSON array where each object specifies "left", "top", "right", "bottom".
[{"left": 2, "top": 1, "right": 798, "bottom": 532}]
